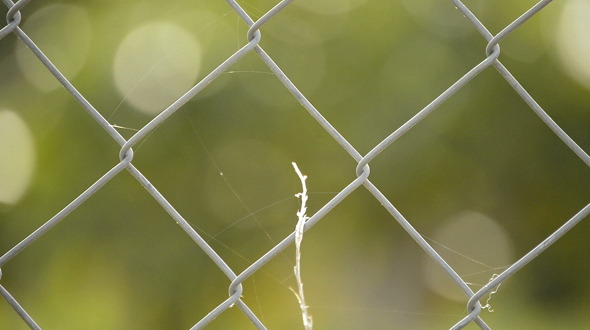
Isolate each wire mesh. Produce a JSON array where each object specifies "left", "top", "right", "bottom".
[{"left": 1, "top": 0, "right": 589, "bottom": 329}]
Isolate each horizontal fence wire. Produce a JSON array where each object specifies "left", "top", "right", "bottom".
[{"left": 1, "top": 0, "right": 589, "bottom": 329}]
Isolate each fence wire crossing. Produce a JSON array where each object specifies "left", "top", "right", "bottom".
[{"left": 1, "top": 0, "right": 589, "bottom": 329}]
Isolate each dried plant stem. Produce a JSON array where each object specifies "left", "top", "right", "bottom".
[{"left": 291, "top": 162, "right": 313, "bottom": 330}]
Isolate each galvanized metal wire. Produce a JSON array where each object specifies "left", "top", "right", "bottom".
[{"left": 1, "top": 0, "right": 588, "bottom": 329}]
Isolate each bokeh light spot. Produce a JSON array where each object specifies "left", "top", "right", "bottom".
[
  {"left": 113, "top": 22, "right": 202, "bottom": 116},
  {"left": 0, "top": 110, "right": 35, "bottom": 206},
  {"left": 16, "top": 4, "right": 92, "bottom": 92},
  {"left": 422, "top": 211, "right": 513, "bottom": 301},
  {"left": 555, "top": 0, "right": 590, "bottom": 89}
]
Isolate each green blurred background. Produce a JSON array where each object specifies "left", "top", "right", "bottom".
[{"left": 1, "top": 0, "right": 589, "bottom": 329}]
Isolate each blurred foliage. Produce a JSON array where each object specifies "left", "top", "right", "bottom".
[{"left": 0, "top": 0, "right": 589, "bottom": 329}]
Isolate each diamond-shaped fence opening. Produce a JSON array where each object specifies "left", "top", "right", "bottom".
[{"left": 1, "top": 0, "right": 589, "bottom": 329}]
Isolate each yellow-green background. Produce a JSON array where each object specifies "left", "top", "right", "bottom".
[{"left": 1, "top": 0, "right": 589, "bottom": 329}]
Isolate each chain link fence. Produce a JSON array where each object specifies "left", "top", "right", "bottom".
[{"left": 1, "top": 0, "right": 589, "bottom": 329}]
